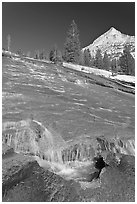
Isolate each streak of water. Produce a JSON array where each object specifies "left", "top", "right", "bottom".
[{"left": 2, "top": 119, "right": 135, "bottom": 183}]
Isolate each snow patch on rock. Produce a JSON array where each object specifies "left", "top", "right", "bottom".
[
  {"left": 82, "top": 27, "right": 135, "bottom": 59},
  {"left": 63, "top": 62, "right": 135, "bottom": 84}
]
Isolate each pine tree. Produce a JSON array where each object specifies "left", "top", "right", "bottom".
[
  {"left": 111, "top": 59, "right": 118, "bottom": 76},
  {"left": 35, "top": 54, "right": 38, "bottom": 59},
  {"left": 94, "top": 49, "right": 103, "bottom": 69},
  {"left": 103, "top": 51, "right": 110, "bottom": 70},
  {"left": 90, "top": 56, "right": 95, "bottom": 67},
  {"left": 49, "top": 45, "right": 62, "bottom": 63},
  {"left": 63, "top": 20, "right": 81, "bottom": 64},
  {"left": 83, "top": 49, "right": 92, "bottom": 66},
  {"left": 130, "top": 58, "right": 135, "bottom": 76},
  {"left": 79, "top": 51, "right": 85, "bottom": 65},
  {"left": 119, "top": 45, "right": 135, "bottom": 76},
  {"left": 49, "top": 48, "right": 54, "bottom": 62},
  {"left": 34, "top": 50, "right": 40, "bottom": 59}
]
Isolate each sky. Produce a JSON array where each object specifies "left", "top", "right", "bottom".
[{"left": 2, "top": 2, "right": 135, "bottom": 57}]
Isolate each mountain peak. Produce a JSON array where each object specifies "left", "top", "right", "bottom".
[
  {"left": 107, "top": 27, "right": 120, "bottom": 35},
  {"left": 109, "top": 27, "right": 117, "bottom": 31},
  {"left": 83, "top": 27, "right": 135, "bottom": 59}
]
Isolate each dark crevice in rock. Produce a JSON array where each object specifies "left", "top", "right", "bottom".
[
  {"left": 94, "top": 156, "right": 109, "bottom": 172},
  {"left": 90, "top": 156, "right": 109, "bottom": 181}
]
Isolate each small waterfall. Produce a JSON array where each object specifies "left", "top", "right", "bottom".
[
  {"left": 61, "top": 142, "right": 95, "bottom": 164},
  {"left": 2, "top": 119, "right": 135, "bottom": 182}
]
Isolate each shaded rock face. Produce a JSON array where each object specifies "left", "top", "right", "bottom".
[{"left": 2, "top": 119, "right": 135, "bottom": 182}]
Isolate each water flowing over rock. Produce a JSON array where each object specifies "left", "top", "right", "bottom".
[{"left": 2, "top": 119, "right": 135, "bottom": 182}]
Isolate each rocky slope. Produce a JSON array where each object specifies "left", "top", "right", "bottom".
[{"left": 83, "top": 27, "right": 135, "bottom": 59}]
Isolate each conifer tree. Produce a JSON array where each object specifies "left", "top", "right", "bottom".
[
  {"left": 34, "top": 50, "right": 40, "bottom": 59},
  {"left": 49, "top": 48, "right": 54, "bottom": 62},
  {"left": 79, "top": 51, "right": 85, "bottom": 65},
  {"left": 63, "top": 20, "right": 81, "bottom": 64},
  {"left": 119, "top": 45, "right": 135, "bottom": 75},
  {"left": 103, "top": 51, "right": 110, "bottom": 70},
  {"left": 49, "top": 44, "right": 62, "bottom": 63},
  {"left": 111, "top": 59, "right": 118, "bottom": 75},
  {"left": 94, "top": 49, "right": 103, "bottom": 69},
  {"left": 83, "top": 49, "right": 91, "bottom": 66},
  {"left": 90, "top": 56, "right": 95, "bottom": 67}
]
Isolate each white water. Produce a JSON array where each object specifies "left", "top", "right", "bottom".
[{"left": 2, "top": 119, "right": 135, "bottom": 183}]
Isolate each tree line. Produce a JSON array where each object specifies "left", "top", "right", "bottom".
[
  {"left": 48, "top": 20, "right": 135, "bottom": 76},
  {"left": 81, "top": 46, "right": 135, "bottom": 76},
  {"left": 5, "top": 20, "right": 135, "bottom": 76}
]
